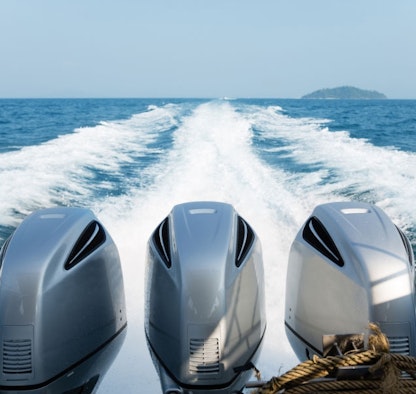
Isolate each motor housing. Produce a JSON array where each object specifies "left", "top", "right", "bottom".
[
  {"left": 285, "top": 201, "right": 415, "bottom": 361},
  {"left": 0, "top": 207, "right": 127, "bottom": 393},
  {"left": 145, "top": 201, "right": 266, "bottom": 393}
]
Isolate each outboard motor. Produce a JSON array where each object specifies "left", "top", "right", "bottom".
[
  {"left": 145, "top": 201, "right": 266, "bottom": 394},
  {"left": 285, "top": 201, "right": 416, "bottom": 361},
  {"left": 0, "top": 207, "right": 127, "bottom": 393}
]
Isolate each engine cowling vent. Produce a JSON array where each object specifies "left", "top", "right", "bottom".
[
  {"left": 389, "top": 336, "right": 410, "bottom": 355},
  {"left": 2, "top": 339, "right": 33, "bottom": 376},
  {"left": 302, "top": 216, "right": 344, "bottom": 267},
  {"left": 189, "top": 338, "right": 220, "bottom": 376},
  {"left": 396, "top": 226, "right": 414, "bottom": 267},
  {"left": 0, "top": 237, "right": 11, "bottom": 270},
  {"left": 65, "top": 221, "right": 106, "bottom": 269},
  {"left": 152, "top": 217, "right": 171, "bottom": 268},
  {"left": 2, "top": 325, "right": 34, "bottom": 380},
  {"left": 236, "top": 216, "right": 255, "bottom": 267}
]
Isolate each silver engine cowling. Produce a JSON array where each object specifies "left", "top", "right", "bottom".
[
  {"left": 145, "top": 201, "right": 266, "bottom": 394},
  {"left": 285, "top": 201, "right": 416, "bottom": 360},
  {"left": 0, "top": 207, "right": 127, "bottom": 393}
]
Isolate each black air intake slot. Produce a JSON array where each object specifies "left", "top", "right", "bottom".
[
  {"left": 395, "top": 226, "right": 414, "bottom": 267},
  {"left": 65, "top": 221, "right": 106, "bottom": 269},
  {"left": 303, "top": 217, "right": 344, "bottom": 267},
  {"left": 236, "top": 216, "right": 255, "bottom": 267},
  {"left": 152, "top": 218, "right": 171, "bottom": 268},
  {"left": 0, "top": 236, "right": 11, "bottom": 270}
]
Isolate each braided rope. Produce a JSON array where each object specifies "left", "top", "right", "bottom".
[
  {"left": 254, "top": 350, "right": 380, "bottom": 393},
  {"left": 253, "top": 324, "right": 416, "bottom": 394}
]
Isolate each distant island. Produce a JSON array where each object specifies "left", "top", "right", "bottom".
[{"left": 302, "top": 86, "right": 387, "bottom": 99}]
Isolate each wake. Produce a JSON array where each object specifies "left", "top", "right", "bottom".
[{"left": 1, "top": 100, "right": 414, "bottom": 392}]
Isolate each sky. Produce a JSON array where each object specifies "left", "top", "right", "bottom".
[{"left": 0, "top": 0, "right": 415, "bottom": 99}]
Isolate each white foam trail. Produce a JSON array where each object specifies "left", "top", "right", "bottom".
[
  {"left": 0, "top": 104, "right": 180, "bottom": 230},
  {"left": 246, "top": 104, "right": 416, "bottom": 232},
  {"left": 100, "top": 101, "right": 416, "bottom": 392}
]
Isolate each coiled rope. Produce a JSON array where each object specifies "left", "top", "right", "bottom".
[{"left": 253, "top": 323, "right": 416, "bottom": 394}]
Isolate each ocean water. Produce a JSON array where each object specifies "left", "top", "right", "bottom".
[{"left": 0, "top": 98, "right": 415, "bottom": 392}]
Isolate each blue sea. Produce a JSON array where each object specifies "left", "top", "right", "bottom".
[{"left": 1, "top": 98, "right": 415, "bottom": 392}]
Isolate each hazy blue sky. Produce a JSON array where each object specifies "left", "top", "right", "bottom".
[{"left": 1, "top": 0, "right": 415, "bottom": 98}]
